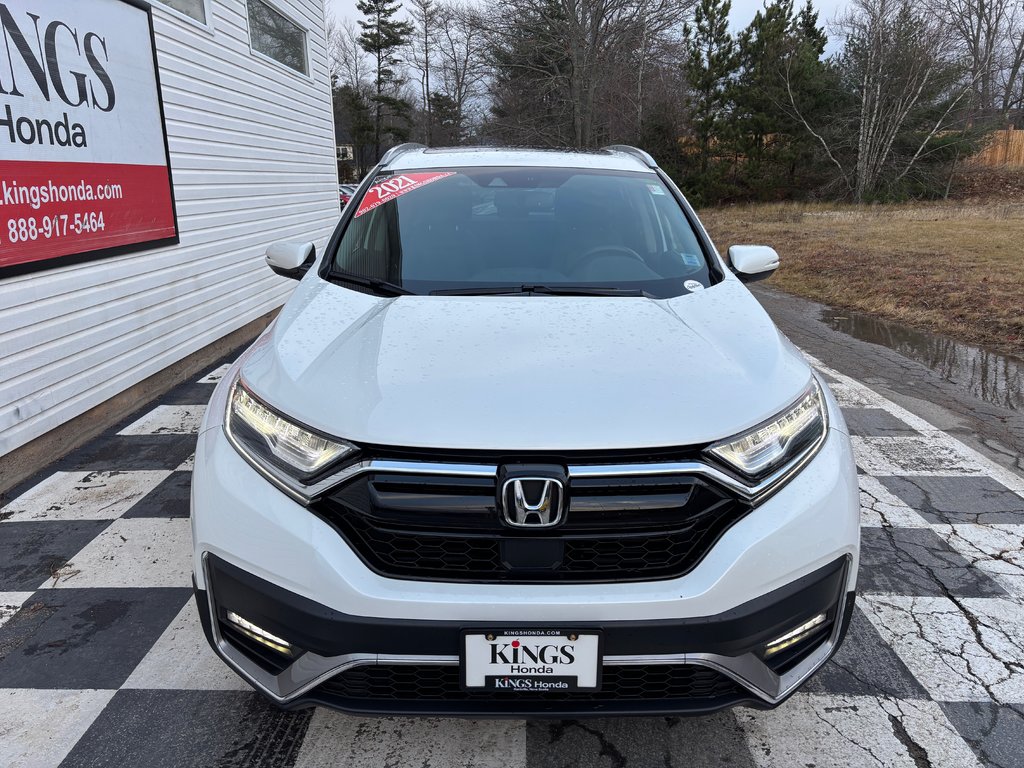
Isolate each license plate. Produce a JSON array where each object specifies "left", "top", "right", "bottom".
[{"left": 462, "top": 630, "right": 601, "bottom": 692}]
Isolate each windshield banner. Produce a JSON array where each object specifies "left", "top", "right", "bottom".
[
  {"left": 0, "top": 0, "right": 178, "bottom": 277},
  {"left": 354, "top": 172, "right": 456, "bottom": 218}
]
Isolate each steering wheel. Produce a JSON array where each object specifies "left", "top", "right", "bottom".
[{"left": 566, "top": 245, "right": 646, "bottom": 277}]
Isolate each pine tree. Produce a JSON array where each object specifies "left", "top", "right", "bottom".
[
  {"left": 682, "top": 0, "right": 739, "bottom": 200},
  {"left": 729, "top": 0, "right": 832, "bottom": 198},
  {"left": 357, "top": 0, "right": 414, "bottom": 159}
]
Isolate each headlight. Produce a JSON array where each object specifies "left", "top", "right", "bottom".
[
  {"left": 225, "top": 378, "right": 356, "bottom": 488},
  {"left": 705, "top": 380, "right": 827, "bottom": 481}
]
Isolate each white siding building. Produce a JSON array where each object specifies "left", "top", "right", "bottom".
[{"left": 0, "top": 0, "right": 339, "bottom": 465}]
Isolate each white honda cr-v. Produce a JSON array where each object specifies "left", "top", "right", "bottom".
[{"left": 191, "top": 145, "right": 859, "bottom": 717}]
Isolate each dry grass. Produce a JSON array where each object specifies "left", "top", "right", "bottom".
[{"left": 700, "top": 200, "right": 1024, "bottom": 358}]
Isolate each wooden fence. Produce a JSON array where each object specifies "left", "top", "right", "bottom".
[{"left": 974, "top": 128, "right": 1024, "bottom": 167}]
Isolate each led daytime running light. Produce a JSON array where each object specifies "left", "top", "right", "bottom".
[
  {"left": 227, "top": 379, "right": 354, "bottom": 479},
  {"left": 226, "top": 611, "right": 293, "bottom": 655},
  {"left": 764, "top": 613, "right": 827, "bottom": 656},
  {"left": 707, "top": 381, "right": 826, "bottom": 480}
]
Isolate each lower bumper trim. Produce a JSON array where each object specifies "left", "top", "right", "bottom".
[{"left": 195, "top": 553, "right": 855, "bottom": 714}]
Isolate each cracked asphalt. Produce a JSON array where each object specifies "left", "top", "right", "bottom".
[{"left": 1, "top": 292, "right": 1023, "bottom": 767}]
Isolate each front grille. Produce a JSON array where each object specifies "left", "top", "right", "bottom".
[
  {"left": 312, "top": 470, "right": 751, "bottom": 583},
  {"left": 319, "top": 663, "right": 746, "bottom": 702}
]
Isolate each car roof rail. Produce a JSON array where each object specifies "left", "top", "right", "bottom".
[
  {"left": 601, "top": 145, "right": 658, "bottom": 169},
  {"left": 379, "top": 143, "right": 427, "bottom": 167}
]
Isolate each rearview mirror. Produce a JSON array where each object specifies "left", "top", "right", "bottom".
[
  {"left": 266, "top": 241, "right": 315, "bottom": 280},
  {"left": 728, "top": 245, "right": 779, "bottom": 283}
]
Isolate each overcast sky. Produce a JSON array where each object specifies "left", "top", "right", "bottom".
[{"left": 324, "top": 0, "right": 850, "bottom": 43}]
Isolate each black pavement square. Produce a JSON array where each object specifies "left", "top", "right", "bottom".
[
  {"left": 879, "top": 475, "right": 1024, "bottom": 525},
  {"left": 526, "top": 711, "right": 755, "bottom": 768},
  {"left": 0, "top": 587, "right": 191, "bottom": 689},
  {"left": 801, "top": 604, "right": 929, "bottom": 700},
  {"left": 160, "top": 381, "right": 217, "bottom": 406},
  {"left": 0, "top": 520, "right": 111, "bottom": 592},
  {"left": 59, "top": 689, "right": 313, "bottom": 768},
  {"left": 59, "top": 435, "right": 194, "bottom": 472},
  {"left": 940, "top": 701, "right": 1024, "bottom": 768},
  {"left": 123, "top": 471, "right": 192, "bottom": 519},
  {"left": 858, "top": 527, "right": 1006, "bottom": 598},
  {"left": 841, "top": 407, "right": 916, "bottom": 436}
]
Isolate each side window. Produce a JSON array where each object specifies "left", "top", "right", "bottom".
[
  {"left": 247, "top": 0, "right": 309, "bottom": 75},
  {"left": 155, "top": 0, "right": 208, "bottom": 24}
]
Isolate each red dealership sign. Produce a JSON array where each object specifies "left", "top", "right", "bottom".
[{"left": 0, "top": 0, "right": 177, "bottom": 277}]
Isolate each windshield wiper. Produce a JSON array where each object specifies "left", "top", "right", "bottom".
[
  {"left": 430, "top": 284, "right": 652, "bottom": 297},
  {"left": 327, "top": 271, "right": 415, "bottom": 296}
]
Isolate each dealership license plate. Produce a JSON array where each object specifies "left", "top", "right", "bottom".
[{"left": 462, "top": 630, "right": 601, "bottom": 692}]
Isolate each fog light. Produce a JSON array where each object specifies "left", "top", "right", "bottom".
[
  {"left": 226, "top": 611, "right": 293, "bottom": 655},
  {"left": 764, "top": 613, "right": 827, "bottom": 657}
]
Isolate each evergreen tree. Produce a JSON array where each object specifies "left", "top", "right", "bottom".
[
  {"left": 731, "top": 0, "right": 832, "bottom": 199},
  {"left": 429, "top": 91, "right": 463, "bottom": 145},
  {"left": 682, "top": 0, "right": 739, "bottom": 202},
  {"left": 334, "top": 84, "right": 377, "bottom": 177},
  {"left": 357, "top": 0, "right": 414, "bottom": 159}
]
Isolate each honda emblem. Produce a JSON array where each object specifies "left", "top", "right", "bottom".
[{"left": 500, "top": 477, "right": 565, "bottom": 528}]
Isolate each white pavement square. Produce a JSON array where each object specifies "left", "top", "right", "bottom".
[
  {"left": 0, "top": 689, "right": 115, "bottom": 768},
  {"left": 933, "top": 523, "right": 1024, "bottom": 598},
  {"left": 0, "top": 593, "right": 32, "bottom": 631},
  {"left": 861, "top": 595, "right": 1024, "bottom": 704},
  {"left": 293, "top": 710, "right": 526, "bottom": 768},
  {"left": 122, "top": 603, "right": 249, "bottom": 691},
  {"left": 829, "top": 381, "right": 889, "bottom": 409},
  {"left": 40, "top": 517, "right": 193, "bottom": 590},
  {"left": 738, "top": 694, "right": 982, "bottom": 768},
  {"left": 197, "top": 364, "right": 231, "bottom": 384},
  {"left": 851, "top": 436, "right": 988, "bottom": 477},
  {"left": 117, "top": 405, "right": 207, "bottom": 436},
  {"left": 0, "top": 470, "right": 171, "bottom": 522}
]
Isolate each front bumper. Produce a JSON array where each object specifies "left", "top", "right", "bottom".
[
  {"left": 196, "top": 553, "right": 855, "bottom": 716},
  {"left": 191, "top": 388, "right": 859, "bottom": 716}
]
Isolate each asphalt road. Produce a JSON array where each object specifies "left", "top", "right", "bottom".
[{"left": 1, "top": 294, "right": 1023, "bottom": 768}]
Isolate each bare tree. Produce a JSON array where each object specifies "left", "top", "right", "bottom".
[
  {"left": 997, "top": 2, "right": 1024, "bottom": 114},
  {"left": 433, "top": 2, "right": 488, "bottom": 140},
  {"left": 407, "top": 0, "right": 439, "bottom": 143},
  {"left": 931, "top": 0, "right": 1011, "bottom": 112},
  {"left": 329, "top": 17, "right": 372, "bottom": 91},
  {"left": 482, "top": 0, "right": 691, "bottom": 148},
  {"left": 789, "top": 0, "right": 973, "bottom": 200}
]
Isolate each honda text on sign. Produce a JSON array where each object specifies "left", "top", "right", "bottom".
[{"left": 191, "top": 145, "right": 860, "bottom": 716}]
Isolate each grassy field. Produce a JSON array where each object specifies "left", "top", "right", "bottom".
[{"left": 700, "top": 200, "right": 1024, "bottom": 358}]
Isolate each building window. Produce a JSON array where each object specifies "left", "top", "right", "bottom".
[
  {"left": 156, "top": 0, "right": 208, "bottom": 24},
  {"left": 247, "top": 0, "right": 308, "bottom": 75}
]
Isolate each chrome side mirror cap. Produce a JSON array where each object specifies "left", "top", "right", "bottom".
[
  {"left": 728, "top": 245, "right": 780, "bottom": 283},
  {"left": 266, "top": 241, "right": 315, "bottom": 280}
]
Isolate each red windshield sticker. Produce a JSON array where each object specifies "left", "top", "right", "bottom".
[{"left": 354, "top": 172, "right": 457, "bottom": 218}]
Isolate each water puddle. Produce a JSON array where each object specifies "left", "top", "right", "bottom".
[{"left": 821, "top": 308, "right": 1024, "bottom": 410}]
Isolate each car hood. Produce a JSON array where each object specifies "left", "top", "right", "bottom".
[{"left": 241, "top": 278, "right": 813, "bottom": 451}]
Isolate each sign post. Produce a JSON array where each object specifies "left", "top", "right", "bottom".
[{"left": 0, "top": 0, "right": 178, "bottom": 277}]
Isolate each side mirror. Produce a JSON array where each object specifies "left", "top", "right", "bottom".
[
  {"left": 266, "top": 241, "right": 315, "bottom": 280},
  {"left": 728, "top": 245, "right": 779, "bottom": 283}
]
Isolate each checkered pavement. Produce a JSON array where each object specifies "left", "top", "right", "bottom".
[{"left": 1, "top": 353, "right": 1023, "bottom": 768}]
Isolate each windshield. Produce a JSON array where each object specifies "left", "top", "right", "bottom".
[{"left": 331, "top": 167, "right": 714, "bottom": 297}]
